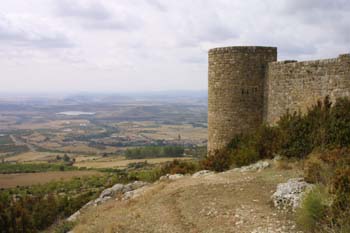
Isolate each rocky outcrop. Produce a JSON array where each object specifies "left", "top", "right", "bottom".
[
  {"left": 66, "top": 181, "right": 149, "bottom": 222},
  {"left": 272, "top": 178, "right": 314, "bottom": 211},
  {"left": 94, "top": 181, "right": 149, "bottom": 205},
  {"left": 159, "top": 174, "right": 184, "bottom": 181},
  {"left": 233, "top": 161, "right": 270, "bottom": 172},
  {"left": 192, "top": 170, "right": 214, "bottom": 178}
]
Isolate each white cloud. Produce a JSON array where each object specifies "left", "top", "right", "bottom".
[
  {"left": 0, "top": 0, "right": 349, "bottom": 93},
  {"left": 0, "top": 13, "right": 73, "bottom": 49}
]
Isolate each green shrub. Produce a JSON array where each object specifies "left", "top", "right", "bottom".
[
  {"left": 128, "top": 168, "right": 162, "bottom": 183},
  {"left": 255, "top": 125, "right": 282, "bottom": 159},
  {"left": 331, "top": 167, "right": 350, "bottom": 212},
  {"left": 327, "top": 98, "right": 350, "bottom": 147},
  {"left": 54, "top": 221, "right": 75, "bottom": 233},
  {"left": 296, "top": 186, "right": 328, "bottom": 233},
  {"left": 301, "top": 148, "right": 350, "bottom": 232},
  {"left": 278, "top": 111, "right": 313, "bottom": 158},
  {"left": 225, "top": 97, "right": 350, "bottom": 162},
  {"left": 232, "top": 146, "right": 259, "bottom": 167}
]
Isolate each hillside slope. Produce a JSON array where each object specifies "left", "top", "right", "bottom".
[{"left": 73, "top": 165, "right": 303, "bottom": 233}]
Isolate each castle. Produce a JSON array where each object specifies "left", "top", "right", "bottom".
[{"left": 208, "top": 46, "right": 350, "bottom": 153}]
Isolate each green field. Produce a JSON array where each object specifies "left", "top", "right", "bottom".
[{"left": 0, "top": 135, "right": 13, "bottom": 145}]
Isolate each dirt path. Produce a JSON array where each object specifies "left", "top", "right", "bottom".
[{"left": 74, "top": 167, "right": 303, "bottom": 233}]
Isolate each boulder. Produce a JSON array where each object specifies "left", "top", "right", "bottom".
[{"left": 271, "top": 178, "right": 314, "bottom": 211}]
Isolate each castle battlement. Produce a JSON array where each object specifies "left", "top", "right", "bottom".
[{"left": 208, "top": 46, "right": 350, "bottom": 153}]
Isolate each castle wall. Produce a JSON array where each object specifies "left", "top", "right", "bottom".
[
  {"left": 264, "top": 54, "right": 350, "bottom": 124},
  {"left": 208, "top": 46, "right": 277, "bottom": 153}
]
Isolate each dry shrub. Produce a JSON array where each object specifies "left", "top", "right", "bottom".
[
  {"left": 275, "top": 159, "right": 293, "bottom": 170},
  {"left": 304, "top": 153, "right": 331, "bottom": 184},
  {"left": 299, "top": 148, "right": 350, "bottom": 232},
  {"left": 200, "top": 149, "right": 232, "bottom": 172},
  {"left": 160, "top": 159, "right": 199, "bottom": 175},
  {"left": 232, "top": 146, "right": 259, "bottom": 167}
]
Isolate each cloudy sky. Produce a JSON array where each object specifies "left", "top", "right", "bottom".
[{"left": 0, "top": 0, "right": 349, "bottom": 93}]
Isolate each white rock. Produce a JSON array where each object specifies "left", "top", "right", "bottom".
[
  {"left": 239, "top": 161, "right": 270, "bottom": 172},
  {"left": 124, "top": 181, "right": 148, "bottom": 191},
  {"left": 122, "top": 186, "right": 148, "bottom": 200},
  {"left": 192, "top": 170, "right": 214, "bottom": 178},
  {"left": 67, "top": 210, "right": 80, "bottom": 222},
  {"left": 272, "top": 178, "right": 314, "bottom": 211},
  {"left": 100, "top": 188, "right": 114, "bottom": 198},
  {"left": 159, "top": 174, "right": 184, "bottom": 181},
  {"left": 111, "top": 183, "right": 125, "bottom": 193}
]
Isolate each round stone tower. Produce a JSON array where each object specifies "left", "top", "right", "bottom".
[{"left": 208, "top": 46, "right": 277, "bottom": 154}]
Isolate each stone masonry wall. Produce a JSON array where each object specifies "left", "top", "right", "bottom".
[
  {"left": 208, "top": 46, "right": 277, "bottom": 152},
  {"left": 264, "top": 54, "right": 350, "bottom": 124}
]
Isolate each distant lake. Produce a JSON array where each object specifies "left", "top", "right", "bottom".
[{"left": 57, "top": 111, "right": 96, "bottom": 116}]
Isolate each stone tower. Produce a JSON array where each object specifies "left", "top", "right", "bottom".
[{"left": 208, "top": 46, "right": 277, "bottom": 153}]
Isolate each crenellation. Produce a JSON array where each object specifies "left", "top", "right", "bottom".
[{"left": 208, "top": 45, "right": 350, "bottom": 153}]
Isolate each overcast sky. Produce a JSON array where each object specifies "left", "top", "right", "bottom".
[{"left": 0, "top": 0, "right": 349, "bottom": 93}]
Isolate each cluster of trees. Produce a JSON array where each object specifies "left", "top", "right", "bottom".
[
  {"left": 0, "top": 163, "right": 79, "bottom": 174},
  {"left": 125, "top": 146, "right": 185, "bottom": 159},
  {"left": 0, "top": 173, "right": 124, "bottom": 233}
]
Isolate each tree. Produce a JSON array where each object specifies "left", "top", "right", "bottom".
[{"left": 63, "top": 154, "right": 70, "bottom": 162}]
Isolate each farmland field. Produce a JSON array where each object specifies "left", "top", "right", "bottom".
[
  {"left": 0, "top": 135, "right": 13, "bottom": 145},
  {"left": 74, "top": 156, "right": 192, "bottom": 169},
  {"left": 0, "top": 93, "right": 207, "bottom": 161},
  {"left": 0, "top": 170, "right": 102, "bottom": 188}
]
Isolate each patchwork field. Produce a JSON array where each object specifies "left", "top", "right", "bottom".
[{"left": 0, "top": 93, "right": 207, "bottom": 190}]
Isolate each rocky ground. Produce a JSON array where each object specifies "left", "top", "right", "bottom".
[{"left": 72, "top": 162, "right": 304, "bottom": 233}]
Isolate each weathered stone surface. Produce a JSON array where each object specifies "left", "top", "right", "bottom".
[
  {"left": 192, "top": 170, "right": 214, "bottom": 178},
  {"left": 272, "top": 178, "right": 314, "bottom": 211},
  {"left": 265, "top": 54, "right": 350, "bottom": 125},
  {"left": 159, "top": 174, "right": 184, "bottom": 181},
  {"left": 235, "top": 161, "right": 270, "bottom": 172},
  {"left": 208, "top": 46, "right": 277, "bottom": 153},
  {"left": 122, "top": 186, "right": 148, "bottom": 200},
  {"left": 124, "top": 181, "right": 148, "bottom": 191},
  {"left": 67, "top": 210, "right": 81, "bottom": 222},
  {"left": 66, "top": 181, "right": 150, "bottom": 222},
  {"left": 208, "top": 45, "right": 350, "bottom": 153}
]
